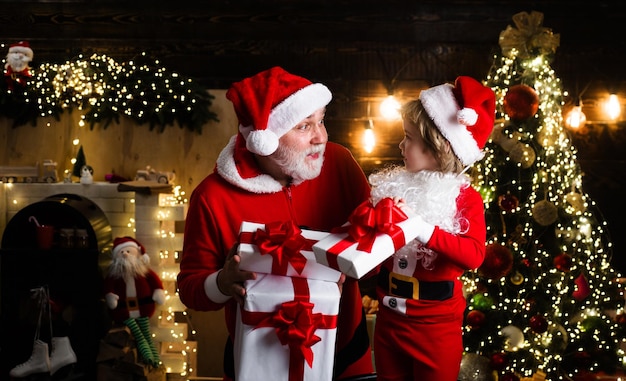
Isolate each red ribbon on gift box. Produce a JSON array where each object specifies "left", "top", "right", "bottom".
[
  {"left": 240, "top": 221, "right": 315, "bottom": 275},
  {"left": 240, "top": 277, "right": 338, "bottom": 381},
  {"left": 324, "top": 198, "right": 408, "bottom": 271}
]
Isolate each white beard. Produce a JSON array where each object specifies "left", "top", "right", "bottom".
[
  {"left": 369, "top": 167, "right": 470, "bottom": 270},
  {"left": 271, "top": 143, "right": 325, "bottom": 185},
  {"left": 5, "top": 52, "right": 30, "bottom": 72},
  {"left": 108, "top": 253, "right": 149, "bottom": 279}
]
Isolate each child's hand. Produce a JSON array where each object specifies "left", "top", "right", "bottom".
[
  {"left": 392, "top": 196, "right": 406, "bottom": 209},
  {"left": 393, "top": 196, "right": 416, "bottom": 216}
]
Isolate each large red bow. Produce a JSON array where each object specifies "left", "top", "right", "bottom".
[
  {"left": 273, "top": 300, "right": 323, "bottom": 368},
  {"left": 341, "top": 197, "right": 408, "bottom": 253},
  {"left": 253, "top": 221, "right": 309, "bottom": 274}
]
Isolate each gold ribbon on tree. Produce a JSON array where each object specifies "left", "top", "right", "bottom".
[{"left": 498, "top": 11, "right": 560, "bottom": 58}]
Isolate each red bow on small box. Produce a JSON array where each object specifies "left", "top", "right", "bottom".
[
  {"left": 252, "top": 221, "right": 310, "bottom": 275},
  {"left": 338, "top": 197, "right": 408, "bottom": 253}
]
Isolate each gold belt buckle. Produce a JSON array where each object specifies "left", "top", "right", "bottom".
[
  {"left": 389, "top": 272, "right": 420, "bottom": 300},
  {"left": 126, "top": 297, "right": 140, "bottom": 311}
]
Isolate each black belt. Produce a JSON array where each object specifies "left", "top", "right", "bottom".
[
  {"left": 120, "top": 296, "right": 154, "bottom": 310},
  {"left": 378, "top": 266, "right": 454, "bottom": 301}
]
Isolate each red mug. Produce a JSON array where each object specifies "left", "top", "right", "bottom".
[{"left": 36, "top": 225, "right": 55, "bottom": 250}]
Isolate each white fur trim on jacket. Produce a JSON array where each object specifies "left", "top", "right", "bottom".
[
  {"left": 419, "top": 84, "right": 483, "bottom": 165},
  {"left": 204, "top": 270, "right": 232, "bottom": 303},
  {"left": 216, "top": 136, "right": 284, "bottom": 194}
]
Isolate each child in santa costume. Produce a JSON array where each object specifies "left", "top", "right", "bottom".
[
  {"left": 177, "top": 66, "right": 374, "bottom": 380},
  {"left": 104, "top": 236, "right": 165, "bottom": 368},
  {"left": 369, "top": 76, "right": 495, "bottom": 381}
]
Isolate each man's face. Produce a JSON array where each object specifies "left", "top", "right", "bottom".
[{"left": 271, "top": 107, "right": 328, "bottom": 182}]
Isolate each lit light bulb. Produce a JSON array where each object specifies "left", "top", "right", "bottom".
[
  {"left": 565, "top": 104, "right": 586, "bottom": 130},
  {"left": 606, "top": 93, "right": 621, "bottom": 120},
  {"left": 363, "top": 119, "right": 376, "bottom": 153},
  {"left": 380, "top": 95, "right": 401, "bottom": 120}
]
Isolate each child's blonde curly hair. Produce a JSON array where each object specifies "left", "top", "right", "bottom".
[{"left": 401, "top": 99, "right": 466, "bottom": 174}]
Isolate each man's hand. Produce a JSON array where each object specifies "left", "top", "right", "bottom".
[
  {"left": 337, "top": 273, "right": 346, "bottom": 294},
  {"left": 217, "top": 244, "right": 256, "bottom": 305}
]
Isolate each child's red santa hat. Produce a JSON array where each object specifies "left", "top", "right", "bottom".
[
  {"left": 112, "top": 236, "right": 150, "bottom": 264},
  {"left": 8, "top": 41, "right": 33, "bottom": 61},
  {"left": 419, "top": 76, "right": 495, "bottom": 166},
  {"left": 226, "top": 66, "right": 332, "bottom": 156}
]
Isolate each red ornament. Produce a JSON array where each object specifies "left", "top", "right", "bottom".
[
  {"left": 489, "top": 352, "right": 508, "bottom": 371},
  {"left": 616, "top": 313, "right": 626, "bottom": 325},
  {"left": 500, "top": 372, "right": 521, "bottom": 381},
  {"left": 498, "top": 193, "right": 519, "bottom": 212},
  {"left": 478, "top": 243, "right": 514, "bottom": 279},
  {"left": 465, "top": 310, "right": 486, "bottom": 330},
  {"left": 503, "top": 84, "right": 539, "bottom": 121},
  {"left": 529, "top": 314, "right": 548, "bottom": 333},
  {"left": 553, "top": 252, "right": 573, "bottom": 272},
  {"left": 572, "top": 273, "right": 591, "bottom": 301}
]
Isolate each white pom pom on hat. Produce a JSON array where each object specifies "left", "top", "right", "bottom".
[
  {"left": 419, "top": 76, "right": 496, "bottom": 166},
  {"left": 226, "top": 66, "right": 332, "bottom": 156}
]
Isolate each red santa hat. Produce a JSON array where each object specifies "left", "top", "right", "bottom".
[
  {"left": 112, "top": 236, "right": 150, "bottom": 263},
  {"left": 8, "top": 41, "right": 33, "bottom": 60},
  {"left": 226, "top": 66, "right": 332, "bottom": 156},
  {"left": 419, "top": 76, "right": 495, "bottom": 166}
]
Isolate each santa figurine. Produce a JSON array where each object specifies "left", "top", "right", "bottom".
[
  {"left": 104, "top": 236, "right": 165, "bottom": 368},
  {"left": 4, "top": 41, "right": 33, "bottom": 89}
]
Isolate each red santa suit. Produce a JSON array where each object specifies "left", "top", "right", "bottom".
[
  {"left": 103, "top": 268, "right": 164, "bottom": 322},
  {"left": 370, "top": 170, "right": 485, "bottom": 381},
  {"left": 178, "top": 67, "right": 374, "bottom": 380},
  {"left": 178, "top": 137, "right": 374, "bottom": 380}
]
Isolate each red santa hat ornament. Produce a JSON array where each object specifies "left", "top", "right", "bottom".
[
  {"left": 112, "top": 236, "right": 150, "bottom": 263},
  {"left": 8, "top": 41, "right": 33, "bottom": 60},
  {"left": 419, "top": 76, "right": 496, "bottom": 166},
  {"left": 226, "top": 66, "right": 332, "bottom": 156}
]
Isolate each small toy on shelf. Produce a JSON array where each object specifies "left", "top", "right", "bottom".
[
  {"left": 4, "top": 41, "right": 33, "bottom": 89},
  {"left": 135, "top": 165, "right": 175, "bottom": 184}
]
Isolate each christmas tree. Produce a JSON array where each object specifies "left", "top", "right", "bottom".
[{"left": 460, "top": 11, "right": 626, "bottom": 381}]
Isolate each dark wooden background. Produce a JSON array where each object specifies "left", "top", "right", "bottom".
[{"left": 1, "top": 0, "right": 626, "bottom": 271}]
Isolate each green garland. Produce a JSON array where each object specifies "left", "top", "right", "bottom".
[{"left": 0, "top": 52, "right": 218, "bottom": 132}]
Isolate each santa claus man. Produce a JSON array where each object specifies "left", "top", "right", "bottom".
[
  {"left": 104, "top": 236, "right": 165, "bottom": 368},
  {"left": 4, "top": 41, "right": 33, "bottom": 89}
]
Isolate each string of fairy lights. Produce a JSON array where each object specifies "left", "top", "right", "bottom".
[
  {"left": 1, "top": 49, "right": 218, "bottom": 131},
  {"left": 124, "top": 186, "right": 197, "bottom": 377},
  {"left": 462, "top": 48, "right": 624, "bottom": 380}
]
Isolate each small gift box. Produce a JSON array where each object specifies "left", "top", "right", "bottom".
[
  {"left": 234, "top": 273, "right": 340, "bottom": 381},
  {"left": 238, "top": 221, "right": 342, "bottom": 282},
  {"left": 312, "top": 198, "right": 421, "bottom": 279}
]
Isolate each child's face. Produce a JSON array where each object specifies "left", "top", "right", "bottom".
[{"left": 399, "top": 120, "right": 439, "bottom": 173}]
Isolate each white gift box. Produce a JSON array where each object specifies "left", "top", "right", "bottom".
[
  {"left": 234, "top": 273, "right": 340, "bottom": 381},
  {"left": 238, "top": 221, "right": 342, "bottom": 282},
  {"left": 312, "top": 213, "right": 422, "bottom": 279}
]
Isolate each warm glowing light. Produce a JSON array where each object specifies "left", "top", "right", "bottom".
[
  {"left": 606, "top": 93, "right": 621, "bottom": 120},
  {"left": 564, "top": 105, "right": 586, "bottom": 129},
  {"left": 363, "top": 119, "right": 376, "bottom": 153},
  {"left": 380, "top": 95, "right": 401, "bottom": 120}
]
